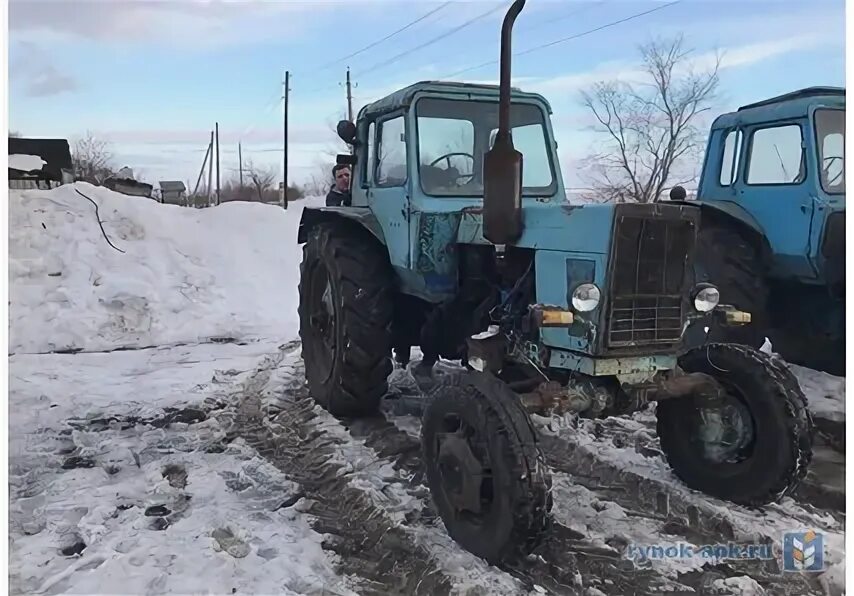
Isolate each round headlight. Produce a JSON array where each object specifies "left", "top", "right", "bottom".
[
  {"left": 571, "top": 283, "right": 601, "bottom": 312},
  {"left": 694, "top": 285, "right": 720, "bottom": 312}
]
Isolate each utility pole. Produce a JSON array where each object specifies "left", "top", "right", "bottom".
[
  {"left": 193, "top": 139, "right": 211, "bottom": 197},
  {"left": 207, "top": 130, "right": 214, "bottom": 205},
  {"left": 283, "top": 70, "right": 290, "bottom": 210},
  {"left": 345, "top": 66, "right": 353, "bottom": 122},
  {"left": 215, "top": 122, "right": 221, "bottom": 205},
  {"left": 238, "top": 142, "right": 243, "bottom": 199}
]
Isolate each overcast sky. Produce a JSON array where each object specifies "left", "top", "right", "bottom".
[{"left": 8, "top": 0, "right": 846, "bottom": 192}]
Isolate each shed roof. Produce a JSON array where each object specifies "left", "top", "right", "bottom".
[
  {"left": 8, "top": 137, "right": 72, "bottom": 180},
  {"left": 159, "top": 180, "right": 186, "bottom": 192}
]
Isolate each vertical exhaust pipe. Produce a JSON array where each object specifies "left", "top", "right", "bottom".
[{"left": 483, "top": 0, "right": 526, "bottom": 246}]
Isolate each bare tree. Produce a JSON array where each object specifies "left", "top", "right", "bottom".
[
  {"left": 243, "top": 159, "right": 277, "bottom": 201},
  {"left": 579, "top": 35, "right": 720, "bottom": 203},
  {"left": 72, "top": 131, "right": 116, "bottom": 184}
]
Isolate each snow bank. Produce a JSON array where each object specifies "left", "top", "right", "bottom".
[{"left": 10, "top": 182, "right": 325, "bottom": 354}]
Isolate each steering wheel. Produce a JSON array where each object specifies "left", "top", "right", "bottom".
[{"left": 429, "top": 152, "right": 475, "bottom": 185}]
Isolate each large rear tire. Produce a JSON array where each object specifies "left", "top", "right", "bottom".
[
  {"left": 656, "top": 343, "right": 813, "bottom": 506},
  {"left": 421, "top": 371, "right": 552, "bottom": 565},
  {"left": 298, "top": 223, "right": 394, "bottom": 418}
]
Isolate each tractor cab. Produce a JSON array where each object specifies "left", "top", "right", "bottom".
[
  {"left": 333, "top": 81, "right": 570, "bottom": 302},
  {"left": 348, "top": 81, "right": 562, "bottom": 205},
  {"left": 694, "top": 86, "right": 845, "bottom": 282}
]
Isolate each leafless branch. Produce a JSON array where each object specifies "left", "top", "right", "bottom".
[
  {"left": 72, "top": 131, "right": 116, "bottom": 185},
  {"left": 578, "top": 35, "right": 720, "bottom": 202}
]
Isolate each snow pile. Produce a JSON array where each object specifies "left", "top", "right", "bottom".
[{"left": 10, "top": 182, "right": 325, "bottom": 354}]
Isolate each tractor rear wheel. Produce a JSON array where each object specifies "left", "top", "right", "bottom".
[
  {"left": 693, "top": 224, "right": 768, "bottom": 348},
  {"left": 421, "top": 371, "right": 552, "bottom": 564},
  {"left": 298, "top": 223, "right": 394, "bottom": 418},
  {"left": 656, "top": 343, "right": 813, "bottom": 505}
]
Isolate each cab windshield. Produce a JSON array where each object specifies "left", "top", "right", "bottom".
[
  {"left": 814, "top": 108, "right": 845, "bottom": 194},
  {"left": 414, "top": 97, "right": 557, "bottom": 197}
]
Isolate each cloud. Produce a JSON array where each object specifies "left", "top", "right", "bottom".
[
  {"left": 8, "top": 0, "right": 342, "bottom": 48},
  {"left": 520, "top": 33, "right": 831, "bottom": 98},
  {"left": 10, "top": 41, "right": 78, "bottom": 97}
]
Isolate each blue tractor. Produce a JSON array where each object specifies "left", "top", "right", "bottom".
[
  {"left": 297, "top": 0, "right": 813, "bottom": 564},
  {"left": 670, "top": 87, "right": 845, "bottom": 376}
]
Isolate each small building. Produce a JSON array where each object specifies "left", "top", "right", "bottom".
[
  {"left": 159, "top": 180, "right": 187, "bottom": 205},
  {"left": 104, "top": 167, "right": 154, "bottom": 198},
  {"left": 8, "top": 137, "right": 74, "bottom": 190}
]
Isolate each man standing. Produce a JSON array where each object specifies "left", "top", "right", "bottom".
[{"left": 325, "top": 164, "right": 351, "bottom": 206}]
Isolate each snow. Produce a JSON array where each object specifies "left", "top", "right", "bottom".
[
  {"left": 9, "top": 153, "right": 47, "bottom": 172},
  {"left": 9, "top": 343, "right": 357, "bottom": 596},
  {"left": 789, "top": 363, "right": 845, "bottom": 422},
  {"left": 710, "top": 576, "right": 766, "bottom": 595},
  {"left": 9, "top": 182, "right": 325, "bottom": 354}
]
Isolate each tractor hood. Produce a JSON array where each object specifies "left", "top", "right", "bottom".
[{"left": 456, "top": 201, "right": 616, "bottom": 253}]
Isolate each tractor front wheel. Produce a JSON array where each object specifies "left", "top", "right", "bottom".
[
  {"left": 421, "top": 371, "right": 552, "bottom": 565},
  {"left": 656, "top": 343, "right": 813, "bottom": 506},
  {"left": 298, "top": 223, "right": 394, "bottom": 418}
]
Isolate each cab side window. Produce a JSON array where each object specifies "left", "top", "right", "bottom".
[
  {"left": 719, "top": 129, "right": 742, "bottom": 186},
  {"left": 362, "top": 121, "right": 375, "bottom": 187},
  {"left": 376, "top": 116, "right": 407, "bottom": 187},
  {"left": 746, "top": 124, "right": 805, "bottom": 185}
]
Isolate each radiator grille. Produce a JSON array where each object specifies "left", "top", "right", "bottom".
[{"left": 606, "top": 210, "right": 695, "bottom": 348}]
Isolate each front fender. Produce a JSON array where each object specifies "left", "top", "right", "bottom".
[
  {"left": 297, "top": 206, "right": 387, "bottom": 245},
  {"left": 672, "top": 199, "right": 772, "bottom": 261}
]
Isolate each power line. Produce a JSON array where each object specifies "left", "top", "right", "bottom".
[
  {"left": 518, "top": 0, "right": 609, "bottom": 35},
  {"left": 440, "top": 0, "right": 685, "bottom": 80},
  {"left": 302, "top": 2, "right": 453, "bottom": 75},
  {"left": 353, "top": 2, "right": 506, "bottom": 81},
  {"left": 302, "top": 1, "right": 505, "bottom": 95}
]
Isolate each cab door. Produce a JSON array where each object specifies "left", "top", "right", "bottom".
[
  {"left": 366, "top": 112, "right": 410, "bottom": 270},
  {"left": 733, "top": 120, "right": 817, "bottom": 279}
]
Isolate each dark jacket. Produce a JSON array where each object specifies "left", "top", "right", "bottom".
[{"left": 325, "top": 186, "right": 351, "bottom": 207}]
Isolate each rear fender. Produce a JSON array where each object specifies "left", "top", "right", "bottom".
[{"left": 297, "top": 206, "right": 387, "bottom": 245}]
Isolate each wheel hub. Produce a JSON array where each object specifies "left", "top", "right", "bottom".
[
  {"left": 697, "top": 397, "right": 754, "bottom": 464},
  {"left": 436, "top": 432, "right": 484, "bottom": 514}
]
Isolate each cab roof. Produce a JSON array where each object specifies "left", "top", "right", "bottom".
[
  {"left": 358, "top": 80, "right": 553, "bottom": 120},
  {"left": 712, "top": 86, "right": 845, "bottom": 129}
]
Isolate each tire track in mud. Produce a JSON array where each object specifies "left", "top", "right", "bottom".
[
  {"left": 382, "top": 371, "right": 843, "bottom": 596},
  {"left": 219, "top": 344, "right": 530, "bottom": 596},
  {"left": 228, "top": 347, "right": 713, "bottom": 595},
  {"left": 379, "top": 401, "right": 765, "bottom": 596},
  {"left": 572, "top": 407, "right": 845, "bottom": 517},
  {"left": 350, "top": 401, "right": 709, "bottom": 596},
  {"left": 531, "top": 414, "right": 843, "bottom": 596},
  {"left": 267, "top": 367, "right": 725, "bottom": 596}
]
